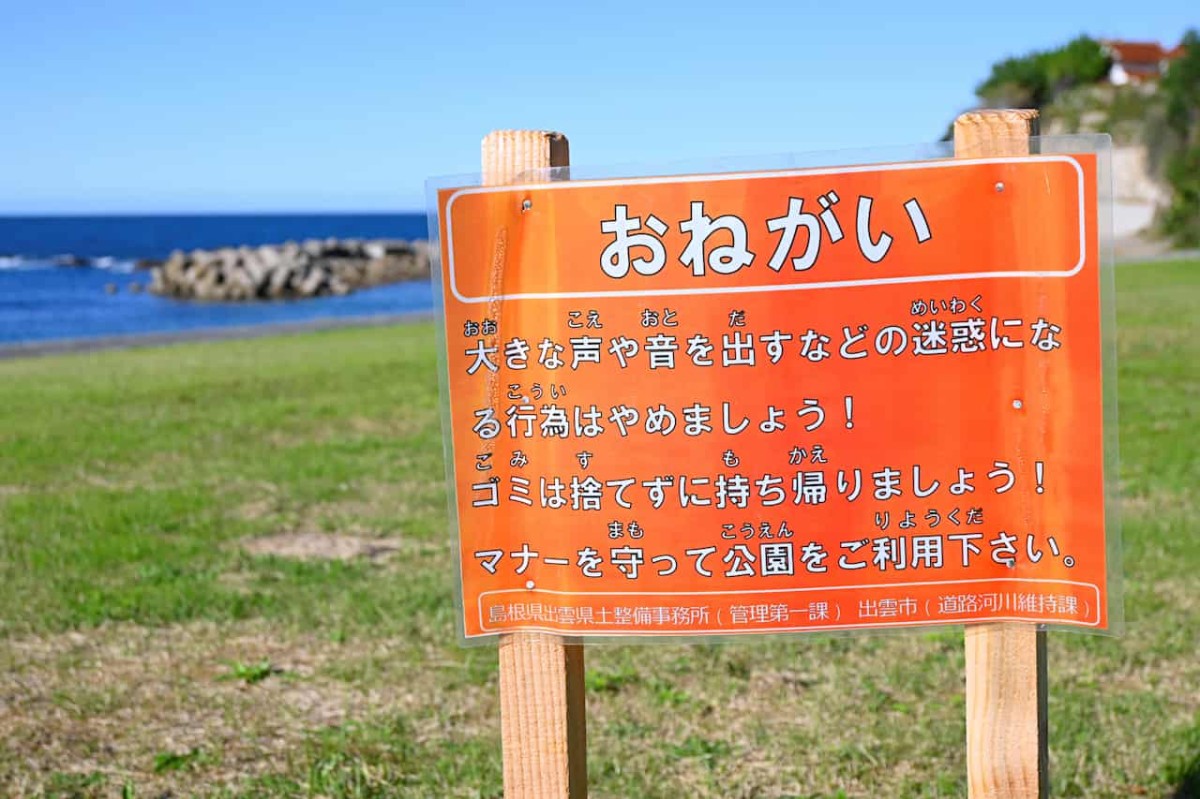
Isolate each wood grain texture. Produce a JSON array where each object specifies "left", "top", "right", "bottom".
[
  {"left": 498, "top": 632, "right": 587, "bottom": 798},
  {"left": 482, "top": 130, "right": 570, "bottom": 186},
  {"left": 955, "top": 109, "right": 1049, "bottom": 799},
  {"left": 953, "top": 109, "right": 1039, "bottom": 158},
  {"left": 482, "top": 129, "right": 587, "bottom": 799}
]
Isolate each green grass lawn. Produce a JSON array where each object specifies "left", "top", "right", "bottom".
[{"left": 0, "top": 260, "right": 1196, "bottom": 798}]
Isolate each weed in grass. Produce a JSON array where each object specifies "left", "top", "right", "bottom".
[
  {"left": 646, "top": 677, "right": 691, "bottom": 708},
  {"left": 153, "top": 747, "right": 205, "bottom": 774},
  {"left": 669, "top": 734, "right": 733, "bottom": 766},
  {"left": 220, "top": 659, "right": 281, "bottom": 685},
  {"left": 585, "top": 663, "right": 641, "bottom": 693},
  {"left": 44, "top": 769, "right": 107, "bottom": 796}
]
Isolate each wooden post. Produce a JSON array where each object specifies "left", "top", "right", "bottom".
[
  {"left": 954, "top": 110, "right": 1049, "bottom": 799},
  {"left": 482, "top": 130, "right": 588, "bottom": 799}
]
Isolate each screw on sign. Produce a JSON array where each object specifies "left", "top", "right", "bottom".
[{"left": 430, "top": 111, "right": 1115, "bottom": 799}]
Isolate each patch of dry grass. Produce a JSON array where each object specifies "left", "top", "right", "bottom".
[
  {"left": 0, "top": 621, "right": 496, "bottom": 795},
  {"left": 3, "top": 614, "right": 1194, "bottom": 797}
]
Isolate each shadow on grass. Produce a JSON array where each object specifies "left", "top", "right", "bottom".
[{"left": 1172, "top": 752, "right": 1200, "bottom": 799}]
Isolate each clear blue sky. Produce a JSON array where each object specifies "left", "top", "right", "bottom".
[{"left": 1, "top": 0, "right": 1193, "bottom": 214}]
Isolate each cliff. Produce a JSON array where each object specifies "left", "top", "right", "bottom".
[{"left": 1039, "top": 83, "right": 1173, "bottom": 237}]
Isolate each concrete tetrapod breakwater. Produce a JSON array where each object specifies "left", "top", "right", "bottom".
[{"left": 148, "top": 238, "right": 431, "bottom": 301}]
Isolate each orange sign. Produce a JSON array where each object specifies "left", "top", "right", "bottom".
[{"left": 436, "top": 155, "right": 1107, "bottom": 639}]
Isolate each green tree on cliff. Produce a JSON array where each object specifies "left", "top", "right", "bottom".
[
  {"left": 1159, "top": 30, "right": 1200, "bottom": 247},
  {"left": 976, "top": 36, "right": 1110, "bottom": 109}
]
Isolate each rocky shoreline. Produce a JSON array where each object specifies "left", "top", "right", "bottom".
[{"left": 147, "top": 238, "right": 431, "bottom": 301}]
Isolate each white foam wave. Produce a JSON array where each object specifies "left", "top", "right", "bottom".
[
  {"left": 92, "top": 256, "right": 137, "bottom": 274},
  {"left": 0, "top": 255, "right": 137, "bottom": 272},
  {"left": 0, "top": 256, "right": 54, "bottom": 271}
]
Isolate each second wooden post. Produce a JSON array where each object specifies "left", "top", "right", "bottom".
[{"left": 954, "top": 109, "right": 1050, "bottom": 799}]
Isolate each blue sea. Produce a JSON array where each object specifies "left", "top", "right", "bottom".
[{"left": 0, "top": 214, "right": 433, "bottom": 345}]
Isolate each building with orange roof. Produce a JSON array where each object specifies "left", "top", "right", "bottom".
[{"left": 1101, "top": 40, "right": 1188, "bottom": 85}]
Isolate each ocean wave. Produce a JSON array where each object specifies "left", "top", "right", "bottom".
[
  {"left": 92, "top": 256, "right": 137, "bottom": 274},
  {"left": 0, "top": 255, "right": 136, "bottom": 272},
  {"left": 0, "top": 256, "right": 52, "bottom": 271}
]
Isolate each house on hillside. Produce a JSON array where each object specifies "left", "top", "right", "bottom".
[{"left": 1101, "top": 40, "right": 1187, "bottom": 85}]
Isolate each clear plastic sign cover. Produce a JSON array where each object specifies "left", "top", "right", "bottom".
[{"left": 428, "top": 138, "right": 1118, "bottom": 642}]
